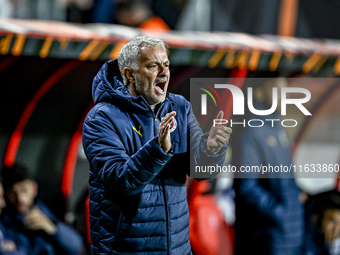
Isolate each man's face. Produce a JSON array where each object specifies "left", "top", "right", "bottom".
[
  {"left": 134, "top": 46, "right": 170, "bottom": 107},
  {"left": 321, "top": 209, "right": 340, "bottom": 242},
  {"left": 5, "top": 180, "right": 37, "bottom": 214}
]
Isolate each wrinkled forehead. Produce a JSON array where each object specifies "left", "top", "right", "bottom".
[{"left": 139, "top": 46, "right": 169, "bottom": 63}]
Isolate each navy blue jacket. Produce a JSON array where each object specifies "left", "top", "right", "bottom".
[
  {"left": 2, "top": 201, "right": 84, "bottom": 255},
  {"left": 82, "top": 60, "right": 226, "bottom": 254},
  {"left": 0, "top": 217, "right": 31, "bottom": 255},
  {"left": 232, "top": 107, "right": 305, "bottom": 255}
]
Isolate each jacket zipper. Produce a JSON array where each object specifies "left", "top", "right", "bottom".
[
  {"left": 154, "top": 117, "right": 158, "bottom": 136},
  {"left": 153, "top": 106, "right": 170, "bottom": 255},
  {"left": 161, "top": 179, "right": 170, "bottom": 255}
]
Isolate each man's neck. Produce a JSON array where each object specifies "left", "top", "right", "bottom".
[{"left": 127, "top": 83, "right": 137, "bottom": 97}]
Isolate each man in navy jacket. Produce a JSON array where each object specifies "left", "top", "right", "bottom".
[
  {"left": 1, "top": 164, "right": 84, "bottom": 255},
  {"left": 232, "top": 77, "right": 305, "bottom": 255},
  {"left": 0, "top": 181, "right": 31, "bottom": 255},
  {"left": 82, "top": 35, "right": 232, "bottom": 254}
]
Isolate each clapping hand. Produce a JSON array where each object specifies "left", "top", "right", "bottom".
[{"left": 206, "top": 111, "right": 232, "bottom": 153}]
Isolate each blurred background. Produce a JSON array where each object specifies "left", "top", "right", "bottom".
[{"left": 1, "top": 0, "right": 340, "bottom": 254}]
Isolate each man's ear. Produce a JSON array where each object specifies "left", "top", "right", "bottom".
[{"left": 123, "top": 67, "right": 135, "bottom": 84}]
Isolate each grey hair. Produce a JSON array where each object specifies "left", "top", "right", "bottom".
[{"left": 117, "top": 35, "right": 168, "bottom": 85}]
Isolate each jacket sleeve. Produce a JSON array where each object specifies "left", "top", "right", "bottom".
[
  {"left": 37, "top": 203, "right": 84, "bottom": 255},
  {"left": 233, "top": 129, "right": 284, "bottom": 224},
  {"left": 51, "top": 222, "right": 84, "bottom": 255},
  {"left": 82, "top": 106, "right": 173, "bottom": 195}
]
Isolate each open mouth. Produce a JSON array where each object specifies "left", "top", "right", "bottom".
[{"left": 155, "top": 82, "right": 166, "bottom": 93}]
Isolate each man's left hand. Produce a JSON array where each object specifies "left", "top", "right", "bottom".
[
  {"left": 158, "top": 111, "right": 176, "bottom": 153},
  {"left": 206, "top": 111, "right": 232, "bottom": 153}
]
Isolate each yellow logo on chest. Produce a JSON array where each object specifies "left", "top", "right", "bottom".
[{"left": 132, "top": 125, "right": 142, "bottom": 137}]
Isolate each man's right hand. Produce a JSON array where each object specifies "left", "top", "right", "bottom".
[
  {"left": 158, "top": 111, "right": 176, "bottom": 153},
  {"left": 23, "top": 206, "right": 57, "bottom": 235}
]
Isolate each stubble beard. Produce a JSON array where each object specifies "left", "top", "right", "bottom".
[{"left": 135, "top": 74, "right": 164, "bottom": 106}]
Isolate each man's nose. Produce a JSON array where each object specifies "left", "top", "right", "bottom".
[
  {"left": 158, "top": 65, "right": 169, "bottom": 76},
  {"left": 17, "top": 193, "right": 26, "bottom": 204}
]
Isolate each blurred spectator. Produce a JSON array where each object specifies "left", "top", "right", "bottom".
[
  {"left": 0, "top": 180, "right": 31, "bottom": 254},
  {"left": 115, "top": 1, "right": 170, "bottom": 32},
  {"left": 175, "top": 0, "right": 211, "bottom": 31},
  {"left": 64, "top": 0, "right": 94, "bottom": 23},
  {"left": 232, "top": 75, "right": 305, "bottom": 255},
  {"left": 209, "top": 0, "right": 279, "bottom": 34},
  {"left": 150, "top": 0, "right": 186, "bottom": 29},
  {"left": 0, "top": 0, "right": 66, "bottom": 21},
  {"left": 90, "top": 0, "right": 182, "bottom": 29},
  {"left": 1, "top": 163, "right": 85, "bottom": 255},
  {"left": 305, "top": 190, "right": 340, "bottom": 255},
  {"left": 91, "top": 0, "right": 116, "bottom": 23}
]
